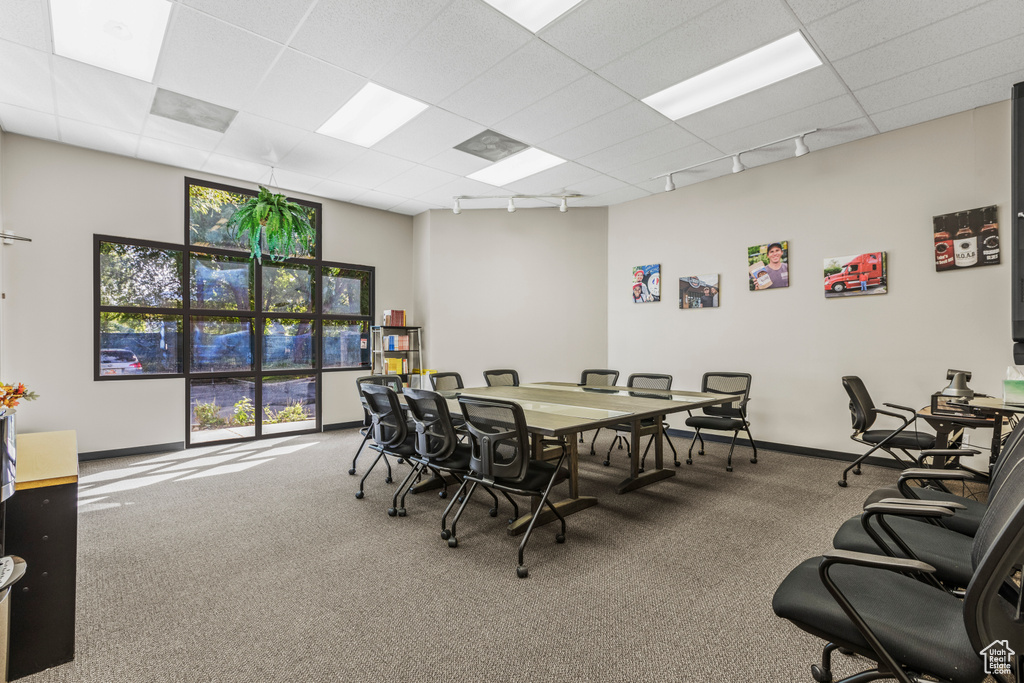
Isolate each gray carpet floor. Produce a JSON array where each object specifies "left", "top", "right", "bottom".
[{"left": 21, "top": 430, "right": 914, "bottom": 682}]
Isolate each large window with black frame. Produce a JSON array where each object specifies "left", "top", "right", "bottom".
[{"left": 95, "top": 177, "right": 374, "bottom": 447}]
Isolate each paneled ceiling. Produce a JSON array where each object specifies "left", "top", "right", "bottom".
[{"left": 1, "top": 0, "right": 1021, "bottom": 214}]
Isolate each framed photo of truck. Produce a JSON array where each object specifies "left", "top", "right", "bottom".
[{"left": 823, "top": 252, "right": 887, "bottom": 298}]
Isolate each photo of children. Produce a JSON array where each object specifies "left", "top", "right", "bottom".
[
  {"left": 632, "top": 265, "right": 660, "bottom": 303},
  {"left": 748, "top": 241, "right": 789, "bottom": 290},
  {"left": 823, "top": 252, "right": 887, "bottom": 298},
  {"left": 679, "top": 274, "right": 719, "bottom": 309}
]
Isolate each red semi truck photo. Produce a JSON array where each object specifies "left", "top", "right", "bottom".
[{"left": 823, "top": 252, "right": 887, "bottom": 297}]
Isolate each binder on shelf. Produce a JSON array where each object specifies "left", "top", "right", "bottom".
[{"left": 383, "top": 309, "right": 407, "bottom": 326}]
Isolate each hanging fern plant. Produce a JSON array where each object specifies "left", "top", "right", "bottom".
[{"left": 224, "top": 186, "right": 315, "bottom": 263}]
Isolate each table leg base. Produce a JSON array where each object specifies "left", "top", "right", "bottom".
[
  {"left": 507, "top": 496, "right": 598, "bottom": 536},
  {"left": 616, "top": 468, "right": 675, "bottom": 494},
  {"left": 409, "top": 474, "right": 451, "bottom": 494}
]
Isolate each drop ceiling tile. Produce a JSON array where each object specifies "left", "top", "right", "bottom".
[
  {"left": 213, "top": 113, "right": 305, "bottom": 166},
  {"left": 0, "top": 0, "right": 50, "bottom": 51},
  {"left": 576, "top": 124, "right": 699, "bottom": 175},
  {"left": 0, "top": 103, "right": 58, "bottom": 139},
  {"left": 309, "top": 180, "right": 364, "bottom": 203},
  {"left": 606, "top": 141, "right": 724, "bottom": 184},
  {"left": 350, "top": 188, "right": 406, "bottom": 211},
  {"left": 276, "top": 132, "right": 364, "bottom": 177},
  {"left": 564, "top": 174, "right": 631, "bottom": 197},
  {"left": 854, "top": 34, "right": 1024, "bottom": 115},
  {"left": 329, "top": 150, "right": 416, "bottom": 189},
  {"left": 182, "top": 0, "right": 316, "bottom": 44},
  {"left": 0, "top": 40, "right": 53, "bottom": 113},
  {"left": 155, "top": 7, "right": 281, "bottom": 111},
  {"left": 59, "top": 119, "right": 139, "bottom": 157},
  {"left": 421, "top": 148, "right": 493, "bottom": 176},
  {"left": 289, "top": 0, "right": 449, "bottom": 79},
  {"left": 784, "top": 0, "right": 862, "bottom": 24},
  {"left": 597, "top": 0, "right": 800, "bottom": 99},
  {"left": 539, "top": 102, "right": 669, "bottom": 159},
  {"left": 267, "top": 168, "right": 322, "bottom": 194},
  {"left": 202, "top": 153, "right": 271, "bottom": 184},
  {"left": 416, "top": 177, "right": 501, "bottom": 206},
  {"left": 503, "top": 162, "right": 600, "bottom": 195},
  {"left": 141, "top": 115, "right": 226, "bottom": 151},
  {"left": 243, "top": 49, "right": 365, "bottom": 130},
  {"left": 53, "top": 57, "right": 155, "bottom": 134},
  {"left": 807, "top": 0, "right": 991, "bottom": 61},
  {"left": 137, "top": 137, "right": 211, "bottom": 170},
  {"left": 372, "top": 107, "right": 484, "bottom": 163},
  {"left": 539, "top": 0, "right": 723, "bottom": 70},
  {"left": 495, "top": 74, "right": 634, "bottom": 143},
  {"left": 706, "top": 95, "right": 866, "bottom": 156},
  {"left": 390, "top": 199, "right": 443, "bottom": 216},
  {"left": 678, "top": 67, "right": 846, "bottom": 139},
  {"left": 871, "top": 76, "right": 1022, "bottom": 133},
  {"left": 373, "top": 0, "right": 533, "bottom": 103},
  {"left": 833, "top": 0, "right": 1024, "bottom": 91},
  {"left": 376, "top": 165, "right": 459, "bottom": 198},
  {"left": 574, "top": 185, "right": 650, "bottom": 207},
  {"left": 439, "top": 38, "right": 589, "bottom": 127}
]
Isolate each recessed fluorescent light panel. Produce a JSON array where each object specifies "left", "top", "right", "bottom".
[
  {"left": 467, "top": 148, "right": 566, "bottom": 187},
  {"left": 316, "top": 83, "right": 428, "bottom": 147},
  {"left": 482, "top": 0, "right": 585, "bottom": 32},
  {"left": 643, "top": 32, "right": 822, "bottom": 121},
  {"left": 50, "top": 0, "right": 172, "bottom": 82}
]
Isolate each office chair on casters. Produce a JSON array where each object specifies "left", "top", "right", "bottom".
[
  {"left": 578, "top": 369, "right": 619, "bottom": 451},
  {"left": 356, "top": 383, "right": 416, "bottom": 500},
  {"left": 483, "top": 369, "right": 519, "bottom": 387},
  {"left": 428, "top": 371, "right": 464, "bottom": 392},
  {"left": 351, "top": 375, "right": 404, "bottom": 479},
  {"left": 445, "top": 396, "right": 570, "bottom": 579},
  {"left": 604, "top": 373, "right": 677, "bottom": 467},
  {"left": 678, "top": 372, "right": 757, "bottom": 473},
  {"left": 839, "top": 376, "right": 935, "bottom": 488}
]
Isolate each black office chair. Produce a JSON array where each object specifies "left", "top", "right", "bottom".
[
  {"left": 429, "top": 371, "right": 464, "bottom": 392},
  {"left": 839, "top": 376, "right": 935, "bottom": 487},
  {"left": 393, "top": 388, "right": 499, "bottom": 518},
  {"left": 578, "top": 369, "right": 619, "bottom": 452},
  {"left": 350, "top": 375, "right": 404, "bottom": 480},
  {"left": 604, "top": 373, "right": 676, "bottom": 467},
  {"left": 444, "top": 396, "right": 569, "bottom": 579},
  {"left": 680, "top": 372, "right": 757, "bottom": 472},
  {"left": 483, "top": 369, "right": 519, "bottom": 387},
  {"left": 773, "top": 450, "right": 1024, "bottom": 683},
  {"left": 357, "top": 383, "right": 416, "bottom": 500}
]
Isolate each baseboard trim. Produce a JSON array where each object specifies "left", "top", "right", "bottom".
[
  {"left": 324, "top": 420, "right": 363, "bottom": 431},
  {"left": 79, "top": 441, "right": 185, "bottom": 462}
]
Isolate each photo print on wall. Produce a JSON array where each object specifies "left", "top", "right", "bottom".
[
  {"left": 933, "top": 205, "right": 999, "bottom": 272},
  {"left": 633, "top": 265, "right": 660, "bottom": 303},
  {"left": 679, "top": 274, "right": 719, "bottom": 309},
  {"left": 824, "top": 252, "right": 887, "bottom": 298},
  {"left": 748, "top": 241, "right": 789, "bottom": 290}
]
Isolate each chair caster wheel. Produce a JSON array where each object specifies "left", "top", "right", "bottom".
[
  {"left": 355, "top": 491, "right": 364, "bottom": 499},
  {"left": 555, "top": 534, "right": 565, "bottom": 544},
  {"left": 447, "top": 538, "right": 458, "bottom": 548},
  {"left": 385, "top": 476, "right": 392, "bottom": 484},
  {"left": 516, "top": 566, "right": 528, "bottom": 579},
  {"left": 396, "top": 458, "right": 405, "bottom": 464},
  {"left": 348, "top": 468, "right": 356, "bottom": 475},
  {"left": 589, "top": 449, "right": 596, "bottom": 455},
  {"left": 602, "top": 460, "right": 610, "bottom": 467},
  {"left": 810, "top": 664, "right": 832, "bottom": 683},
  {"left": 397, "top": 509, "right": 406, "bottom": 517},
  {"left": 638, "top": 467, "right": 644, "bottom": 473},
  {"left": 489, "top": 507, "right": 498, "bottom": 517},
  {"left": 686, "top": 459, "right": 692, "bottom": 465},
  {"left": 438, "top": 490, "right": 447, "bottom": 499},
  {"left": 674, "top": 462, "right": 681, "bottom": 467},
  {"left": 441, "top": 529, "right": 450, "bottom": 540},
  {"left": 726, "top": 466, "right": 733, "bottom": 472},
  {"left": 750, "top": 458, "right": 757, "bottom": 464},
  {"left": 387, "top": 508, "right": 397, "bottom": 516},
  {"left": 853, "top": 469, "right": 861, "bottom": 476},
  {"left": 837, "top": 480, "right": 848, "bottom": 488}
]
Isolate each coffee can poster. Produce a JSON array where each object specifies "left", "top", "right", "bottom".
[{"left": 933, "top": 205, "right": 998, "bottom": 272}]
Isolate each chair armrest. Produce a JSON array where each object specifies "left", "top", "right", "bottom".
[
  {"left": 920, "top": 448, "right": 980, "bottom": 458},
  {"left": 897, "top": 468, "right": 974, "bottom": 499},
  {"left": 882, "top": 402, "right": 917, "bottom": 415},
  {"left": 860, "top": 503, "right": 950, "bottom": 575},
  {"left": 872, "top": 407, "right": 911, "bottom": 425},
  {"left": 863, "top": 502, "right": 953, "bottom": 518},
  {"left": 821, "top": 549, "right": 935, "bottom": 574},
  {"left": 876, "top": 497, "right": 966, "bottom": 511}
]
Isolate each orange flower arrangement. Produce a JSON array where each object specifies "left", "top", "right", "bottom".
[{"left": 0, "top": 383, "right": 37, "bottom": 414}]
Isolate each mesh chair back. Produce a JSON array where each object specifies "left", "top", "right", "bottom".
[
  {"left": 700, "top": 372, "right": 751, "bottom": 418},
  {"left": 459, "top": 397, "right": 530, "bottom": 483},
  {"left": 627, "top": 373, "right": 672, "bottom": 391},
  {"left": 360, "top": 383, "right": 407, "bottom": 448},
  {"left": 356, "top": 375, "right": 403, "bottom": 425},
  {"left": 484, "top": 369, "right": 520, "bottom": 387},
  {"left": 429, "top": 372, "right": 464, "bottom": 392},
  {"left": 841, "top": 376, "right": 876, "bottom": 432},
  {"left": 963, "top": 443, "right": 1024, "bottom": 655},
  {"left": 580, "top": 369, "right": 619, "bottom": 386},
  {"left": 988, "top": 416, "right": 1024, "bottom": 490},
  {"left": 403, "top": 388, "right": 458, "bottom": 462}
]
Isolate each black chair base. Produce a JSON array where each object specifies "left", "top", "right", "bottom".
[{"left": 684, "top": 425, "right": 758, "bottom": 472}]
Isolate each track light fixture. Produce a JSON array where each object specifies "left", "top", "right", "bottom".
[
  {"left": 652, "top": 128, "right": 818, "bottom": 192},
  {"left": 450, "top": 193, "right": 583, "bottom": 214}
]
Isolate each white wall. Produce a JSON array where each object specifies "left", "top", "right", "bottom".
[
  {"left": 414, "top": 206, "right": 609, "bottom": 387},
  {"left": 608, "top": 102, "right": 1012, "bottom": 454},
  {"left": 1, "top": 134, "right": 414, "bottom": 453}
]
